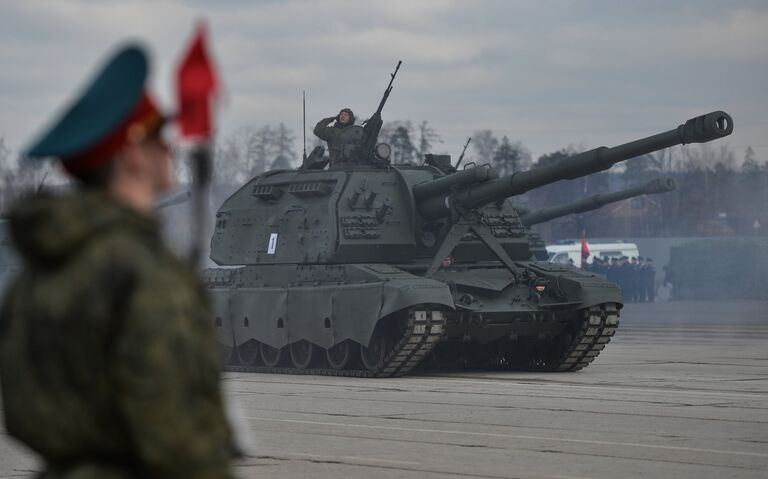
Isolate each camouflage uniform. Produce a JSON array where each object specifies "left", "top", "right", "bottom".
[
  {"left": 313, "top": 115, "right": 363, "bottom": 167},
  {"left": 0, "top": 191, "right": 233, "bottom": 479}
]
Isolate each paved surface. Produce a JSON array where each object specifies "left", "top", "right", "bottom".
[{"left": 1, "top": 300, "right": 767, "bottom": 478}]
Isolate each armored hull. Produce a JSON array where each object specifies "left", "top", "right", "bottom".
[{"left": 208, "top": 262, "right": 620, "bottom": 376}]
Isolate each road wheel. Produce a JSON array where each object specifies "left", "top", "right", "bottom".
[
  {"left": 361, "top": 331, "right": 390, "bottom": 372},
  {"left": 326, "top": 340, "right": 356, "bottom": 370},
  {"left": 289, "top": 340, "right": 318, "bottom": 369},
  {"left": 236, "top": 340, "right": 261, "bottom": 366},
  {"left": 260, "top": 343, "right": 285, "bottom": 368}
]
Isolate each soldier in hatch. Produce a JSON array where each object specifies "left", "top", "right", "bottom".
[
  {"left": 313, "top": 108, "right": 364, "bottom": 167},
  {"left": 0, "top": 44, "right": 234, "bottom": 479}
]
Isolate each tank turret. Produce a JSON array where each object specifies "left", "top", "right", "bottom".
[
  {"left": 416, "top": 111, "right": 731, "bottom": 220},
  {"left": 519, "top": 177, "right": 677, "bottom": 227}
]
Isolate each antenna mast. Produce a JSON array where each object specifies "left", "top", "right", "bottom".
[
  {"left": 455, "top": 137, "right": 472, "bottom": 169},
  {"left": 302, "top": 90, "right": 307, "bottom": 162}
]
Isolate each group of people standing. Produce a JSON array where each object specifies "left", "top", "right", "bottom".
[{"left": 584, "top": 256, "right": 657, "bottom": 303}]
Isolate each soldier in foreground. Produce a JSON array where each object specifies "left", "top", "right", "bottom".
[
  {"left": 313, "top": 108, "right": 363, "bottom": 166},
  {"left": 0, "top": 45, "right": 233, "bottom": 478}
]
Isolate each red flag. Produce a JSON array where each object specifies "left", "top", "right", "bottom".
[
  {"left": 580, "top": 229, "right": 590, "bottom": 268},
  {"left": 177, "top": 21, "right": 218, "bottom": 140}
]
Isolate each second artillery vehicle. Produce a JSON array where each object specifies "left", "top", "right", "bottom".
[
  {"left": 206, "top": 64, "right": 733, "bottom": 377},
  {"left": 518, "top": 177, "right": 677, "bottom": 228},
  {"left": 520, "top": 177, "right": 677, "bottom": 261}
]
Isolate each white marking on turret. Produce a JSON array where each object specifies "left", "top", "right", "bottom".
[{"left": 267, "top": 233, "right": 278, "bottom": 254}]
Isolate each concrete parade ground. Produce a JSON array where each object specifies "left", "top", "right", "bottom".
[{"left": 1, "top": 300, "right": 767, "bottom": 478}]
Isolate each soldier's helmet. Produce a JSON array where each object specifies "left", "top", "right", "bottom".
[{"left": 337, "top": 108, "right": 355, "bottom": 126}]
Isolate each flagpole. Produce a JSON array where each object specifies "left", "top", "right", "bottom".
[
  {"left": 176, "top": 21, "right": 218, "bottom": 271},
  {"left": 189, "top": 142, "right": 212, "bottom": 270}
]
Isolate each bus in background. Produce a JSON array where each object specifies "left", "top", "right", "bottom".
[{"left": 546, "top": 241, "right": 640, "bottom": 268}]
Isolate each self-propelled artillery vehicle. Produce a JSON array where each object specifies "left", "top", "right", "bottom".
[{"left": 206, "top": 66, "right": 733, "bottom": 376}]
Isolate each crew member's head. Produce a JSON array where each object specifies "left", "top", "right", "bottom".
[
  {"left": 337, "top": 108, "right": 355, "bottom": 126},
  {"left": 25, "top": 45, "right": 174, "bottom": 197}
]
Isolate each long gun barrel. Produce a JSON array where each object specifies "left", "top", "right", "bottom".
[
  {"left": 412, "top": 164, "right": 498, "bottom": 201},
  {"left": 375, "top": 60, "right": 401, "bottom": 117},
  {"left": 519, "top": 177, "right": 676, "bottom": 227},
  {"left": 417, "top": 111, "right": 732, "bottom": 220}
]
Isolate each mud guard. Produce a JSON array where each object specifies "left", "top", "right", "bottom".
[{"left": 213, "top": 264, "right": 454, "bottom": 350}]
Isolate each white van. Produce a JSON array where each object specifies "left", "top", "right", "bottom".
[{"left": 546, "top": 242, "right": 640, "bottom": 268}]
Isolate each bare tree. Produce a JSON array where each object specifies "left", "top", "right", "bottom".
[
  {"left": 272, "top": 123, "right": 296, "bottom": 169},
  {"left": 683, "top": 143, "right": 736, "bottom": 171},
  {"left": 742, "top": 146, "right": 758, "bottom": 172},
  {"left": 0, "top": 137, "right": 15, "bottom": 212},
  {"left": 389, "top": 125, "right": 417, "bottom": 164},
  {"left": 0, "top": 138, "right": 11, "bottom": 170},
  {"left": 214, "top": 124, "right": 297, "bottom": 184},
  {"left": 492, "top": 136, "right": 531, "bottom": 176},
  {"left": 471, "top": 130, "right": 499, "bottom": 165},
  {"left": 213, "top": 129, "right": 252, "bottom": 186},
  {"left": 416, "top": 120, "right": 442, "bottom": 158},
  {"left": 248, "top": 125, "right": 275, "bottom": 175},
  {"left": 644, "top": 147, "right": 685, "bottom": 173},
  {"left": 380, "top": 120, "right": 413, "bottom": 142}
]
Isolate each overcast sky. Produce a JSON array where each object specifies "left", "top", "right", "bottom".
[{"left": 1, "top": 0, "right": 766, "bottom": 165}]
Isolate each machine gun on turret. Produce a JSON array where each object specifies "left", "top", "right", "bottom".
[
  {"left": 354, "top": 61, "right": 401, "bottom": 164},
  {"left": 518, "top": 177, "right": 677, "bottom": 227}
]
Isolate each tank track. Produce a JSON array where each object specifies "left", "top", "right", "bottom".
[
  {"left": 425, "top": 302, "right": 620, "bottom": 372},
  {"left": 224, "top": 309, "right": 446, "bottom": 378},
  {"left": 552, "top": 302, "right": 619, "bottom": 371}
]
